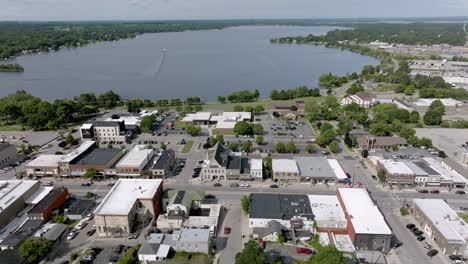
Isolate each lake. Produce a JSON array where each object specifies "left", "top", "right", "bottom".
[{"left": 0, "top": 26, "right": 378, "bottom": 101}]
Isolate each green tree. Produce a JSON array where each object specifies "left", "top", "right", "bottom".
[
  {"left": 377, "top": 170, "right": 386, "bottom": 184},
  {"left": 409, "top": 111, "right": 420, "bottom": 123},
  {"left": 244, "top": 106, "right": 253, "bottom": 112},
  {"left": 235, "top": 240, "right": 265, "bottom": 264},
  {"left": 118, "top": 246, "right": 140, "bottom": 264},
  {"left": 234, "top": 121, "right": 253, "bottom": 135},
  {"left": 65, "top": 134, "right": 75, "bottom": 145},
  {"left": 233, "top": 105, "right": 244, "bottom": 112},
  {"left": 256, "top": 136, "right": 264, "bottom": 145},
  {"left": 185, "top": 124, "right": 202, "bottom": 136},
  {"left": 399, "top": 127, "right": 416, "bottom": 139},
  {"left": 160, "top": 142, "right": 167, "bottom": 150},
  {"left": 307, "top": 245, "right": 346, "bottom": 264},
  {"left": 305, "top": 144, "right": 315, "bottom": 153},
  {"left": 329, "top": 141, "right": 339, "bottom": 153},
  {"left": 140, "top": 115, "right": 155, "bottom": 133},
  {"left": 423, "top": 110, "right": 443, "bottom": 125},
  {"left": 252, "top": 124, "right": 263, "bottom": 135},
  {"left": 84, "top": 168, "right": 97, "bottom": 179},
  {"left": 254, "top": 105, "right": 264, "bottom": 113},
  {"left": 317, "top": 129, "right": 336, "bottom": 146},
  {"left": 286, "top": 140, "right": 296, "bottom": 153},
  {"left": 19, "top": 237, "right": 53, "bottom": 264},
  {"left": 404, "top": 86, "right": 414, "bottom": 95},
  {"left": 54, "top": 214, "right": 65, "bottom": 223},
  {"left": 400, "top": 207, "right": 409, "bottom": 216},
  {"left": 241, "top": 195, "right": 250, "bottom": 214},
  {"left": 242, "top": 141, "right": 251, "bottom": 152},
  {"left": 277, "top": 233, "right": 286, "bottom": 244},
  {"left": 419, "top": 137, "right": 433, "bottom": 147},
  {"left": 217, "top": 96, "right": 226, "bottom": 104},
  {"left": 275, "top": 141, "right": 286, "bottom": 153},
  {"left": 228, "top": 142, "right": 239, "bottom": 151}
]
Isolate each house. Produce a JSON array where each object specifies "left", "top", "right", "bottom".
[
  {"left": 138, "top": 234, "right": 171, "bottom": 263},
  {"left": 0, "top": 180, "right": 40, "bottom": 228},
  {"left": 0, "top": 144, "right": 17, "bottom": 168},
  {"left": 340, "top": 92, "right": 376, "bottom": 108},
  {"left": 356, "top": 136, "right": 407, "bottom": 150},
  {"left": 412, "top": 199, "right": 468, "bottom": 256},
  {"left": 33, "top": 223, "right": 68, "bottom": 241},
  {"left": 250, "top": 159, "right": 263, "bottom": 180},
  {"left": 336, "top": 188, "right": 392, "bottom": 252},
  {"left": 272, "top": 159, "right": 300, "bottom": 182},
  {"left": 28, "top": 187, "right": 69, "bottom": 221},
  {"left": 165, "top": 190, "right": 205, "bottom": 218},
  {"left": 151, "top": 150, "right": 176, "bottom": 178},
  {"left": 94, "top": 179, "right": 163, "bottom": 238},
  {"left": 116, "top": 145, "right": 154, "bottom": 177}
]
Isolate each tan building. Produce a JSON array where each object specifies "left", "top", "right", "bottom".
[
  {"left": 92, "top": 121, "right": 127, "bottom": 143},
  {"left": 116, "top": 145, "right": 154, "bottom": 177},
  {"left": 94, "top": 179, "right": 163, "bottom": 238},
  {"left": 0, "top": 144, "right": 17, "bottom": 168},
  {"left": 272, "top": 159, "right": 300, "bottom": 182},
  {"left": 356, "top": 136, "right": 407, "bottom": 150}
]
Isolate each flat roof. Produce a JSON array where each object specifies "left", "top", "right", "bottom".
[
  {"left": 152, "top": 150, "right": 175, "bottom": 170},
  {"left": 59, "top": 141, "right": 96, "bottom": 163},
  {"left": 414, "top": 98, "right": 461, "bottom": 107},
  {"left": 116, "top": 145, "right": 153, "bottom": 168},
  {"left": 338, "top": 188, "right": 392, "bottom": 235},
  {"left": 29, "top": 187, "right": 67, "bottom": 214},
  {"left": 249, "top": 193, "right": 313, "bottom": 220},
  {"left": 380, "top": 159, "right": 414, "bottom": 175},
  {"left": 250, "top": 159, "right": 262, "bottom": 171},
  {"left": 414, "top": 199, "right": 468, "bottom": 242},
  {"left": 26, "top": 155, "right": 63, "bottom": 167},
  {"left": 294, "top": 157, "right": 333, "bottom": 178},
  {"left": 272, "top": 159, "right": 299, "bottom": 174},
  {"left": 0, "top": 180, "right": 38, "bottom": 212},
  {"left": 423, "top": 158, "right": 467, "bottom": 183},
  {"left": 25, "top": 186, "right": 53, "bottom": 205},
  {"left": 307, "top": 195, "right": 346, "bottom": 223},
  {"left": 94, "top": 179, "right": 162, "bottom": 215},
  {"left": 327, "top": 159, "right": 348, "bottom": 180},
  {"left": 70, "top": 148, "right": 121, "bottom": 166},
  {"left": 80, "top": 123, "right": 93, "bottom": 130}
]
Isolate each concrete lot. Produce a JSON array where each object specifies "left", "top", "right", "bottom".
[
  {"left": 0, "top": 131, "right": 59, "bottom": 147},
  {"left": 415, "top": 128, "right": 468, "bottom": 165}
]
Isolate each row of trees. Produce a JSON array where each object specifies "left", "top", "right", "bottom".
[
  {"left": 225, "top": 90, "right": 260, "bottom": 103},
  {"left": 269, "top": 86, "right": 320, "bottom": 100},
  {"left": 233, "top": 121, "right": 263, "bottom": 136}
]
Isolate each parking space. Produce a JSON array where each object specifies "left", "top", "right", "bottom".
[{"left": 264, "top": 243, "right": 311, "bottom": 264}]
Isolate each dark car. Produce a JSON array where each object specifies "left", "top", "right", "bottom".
[
  {"left": 269, "top": 184, "right": 278, "bottom": 188},
  {"left": 392, "top": 241, "right": 403, "bottom": 248},
  {"left": 213, "top": 183, "right": 222, "bottom": 187},
  {"left": 455, "top": 190, "right": 466, "bottom": 195},
  {"left": 414, "top": 230, "right": 424, "bottom": 236},
  {"left": 429, "top": 189, "right": 440, "bottom": 194},
  {"left": 410, "top": 227, "right": 419, "bottom": 232},
  {"left": 449, "top": 255, "right": 462, "bottom": 261},
  {"left": 406, "top": 224, "right": 415, "bottom": 229},
  {"left": 418, "top": 189, "right": 429, "bottom": 193},
  {"left": 205, "top": 194, "right": 216, "bottom": 199},
  {"left": 416, "top": 236, "right": 425, "bottom": 241},
  {"left": 86, "top": 229, "right": 96, "bottom": 236},
  {"left": 113, "top": 244, "right": 125, "bottom": 255},
  {"left": 427, "top": 249, "right": 438, "bottom": 257}
]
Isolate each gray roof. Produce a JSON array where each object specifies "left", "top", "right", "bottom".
[
  {"left": 71, "top": 148, "right": 121, "bottom": 166},
  {"left": 209, "top": 143, "right": 228, "bottom": 167},
  {"left": 93, "top": 121, "right": 122, "bottom": 127},
  {"left": 0, "top": 143, "right": 14, "bottom": 152},
  {"left": 226, "top": 156, "right": 250, "bottom": 174},
  {"left": 138, "top": 242, "right": 161, "bottom": 255},
  {"left": 252, "top": 220, "right": 282, "bottom": 238},
  {"left": 42, "top": 224, "right": 67, "bottom": 241},
  {"left": 152, "top": 150, "right": 175, "bottom": 170},
  {"left": 29, "top": 187, "right": 67, "bottom": 214},
  {"left": 410, "top": 161, "right": 440, "bottom": 176},
  {"left": 294, "top": 156, "right": 334, "bottom": 178},
  {"left": 249, "top": 194, "right": 313, "bottom": 220}
]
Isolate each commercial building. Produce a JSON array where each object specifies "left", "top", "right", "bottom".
[
  {"left": 80, "top": 121, "right": 127, "bottom": 143},
  {"left": 151, "top": 150, "right": 176, "bottom": 178},
  {"left": 411, "top": 98, "right": 464, "bottom": 114},
  {"left": 116, "top": 145, "right": 154, "bottom": 177},
  {"left": 410, "top": 59, "right": 468, "bottom": 88},
  {"left": 94, "top": 179, "right": 163, "bottom": 238},
  {"left": 0, "top": 180, "right": 40, "bottom": 228},
  {"left": 69, "top": 148, "right": 124, "bottom": 177},
  {"left": 182, "top": 111, "right": 251, "bottom": 129},
  {"left": 340, "top": 92, "right": 376, "bottom": 108},
  {"left": 412, "top": 199, "right": 468, "bottom": 256},
  {"left": 33, "top": 223, "right": 68, "bottom": 242},
  {"left": 336, "top": 188, "right": 392, "bottom": 252},
  {"left": 294, "top": 157, "right": 348, "bottom": 184},
  {"left": 307, "top": 195, "right": 347, "bottom": 233},
  {"left": 250, "top": 159, "right": 263, "bottom": 180},
  {"left": 372, "top": 158, "right": 416, "bottom": 185},
  {"left": 28, "top": 187, "right": 69, "bottom": 221},
  {"left": 356, "top": 136, "right": 407, "bottom": 150},
  {"left": 0, "top": 144, "right": 17, "bottom": 168},
  {"left": 202, "top": 143, "right": 250, "bottom": 181},
  {"left": 272, "top": 159, "right": 300, "bottom": 182}
]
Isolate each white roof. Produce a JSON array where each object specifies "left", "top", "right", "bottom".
[
  {"left": 215, "top": 120, "right": 237, "bottom": 129},
  {"left": 338, "top": 188, "right": 392, "bottom": 235},
  {"left": 334, "top": 234, "right": 356, "bottom": 253},
  {"left": 307, "top": 195, "right": 346, "bottom": 223},
  {"left": 423, "top": 157, "right": 468, "bottom": 183},
  {"left": 105, "top": 116, "right": 140, "bottom": 126},
  {"left": 327, "top": 159, "right": 348, "bottom": 180},
  {"left": 80, "top": 123, "right": 93, "bottom": 129},
  {"left": 272, "top": 159, "right": 299, "bottom": 173},
  {"left": 222, "top": 112, "right": 251, "bottom": 121},
  {"left": 60, "top": 140, "right": 96, "bottom": 163},
  {"left": 0, "top": 180, "right": 38, "bottom": 211},
  {"left": 26, "top": 155, "right": 63, "bottom": 167},
  {"left": 379, "top": 159, "right": 414, "bottom": 175},
  {"left": 116, "top": 145, "right": 154, "bottom": 168},
  {"left": 26, "top": 186, "right": 53, "bottom": 205},
  {"left": 94, "top": 179, "right": 162, "bottom": 215},
  {"left": 414, "top": 199, "right": 468, "bottom": 242},
  {"left": 414, "top": 98, "right": 461, "bottom": 107},
  {"left": 250, "top": 159, "right": 263, "bottom": 171},
  {"left": 156, "top": 244, "right": 170, "bottom": 258}
]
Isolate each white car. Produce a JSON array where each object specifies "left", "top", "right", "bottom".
[
  {"left": 239, "top": 183, "right": 250, "bottom": 187},
  {"left": 85, "top": 213, "right": 94, "bottom": 221},
  {"left": 75, "top": 221, "right": 87, "bottom": 230},
  {"left": 67, "top": 231, "right": 77, "bottom": 240}
]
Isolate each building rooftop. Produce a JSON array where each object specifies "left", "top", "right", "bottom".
[
  {"left": 34, "top": 223, "right": 67, "bottom": 241},
  {"left": 29, "top": 187, "right": 67, "bottom": 215},
  {"left": 414, "top": 199, "right": 468, "bottom": 243},
  {"left": 152, "top": 150, "right": 175, "bottom": 170},
  {"left": 93, "top": 121, "right": 122, "bottom": 127},
  {"left": 356, "top": 136, "right": 407, "bottom": 147},
  {"left": 175, "top": 228, "right": 210, "bottom": 243},
  {"left": 25, "top": 186, "right": 53, "bottom": 205},
  {"left": 59, "top": 141, "right": 96, "bottom": 163},
  {"left": 250, "top": 159, "right": 263, "bottom": 171},
  {"left": 0, "top": 143, "right": 14, "bottom": 152},
  {"left": 307, "top": 195, "right": 346, "bottom": 223},
  {"left": 272, "top": 159, "right": 299, "bottom": 174},
  {"left": 337, "top": 188, "right": 392, "bottom": 235},
  {"left": 380, "top": 159, "right": 414, "bottom": 175},
  {"left": 0, "top": 180, "right": 38, "bottom": 213},
  {"left": 94, "top": 179, "right": 162, "bottom": 215},
  {"left": 168, "top": 190, "right": 205, "bottom": 209},
  {"left": 422, "top": 157, "right": 467, "bottom": 184},
  {"left": 294, "top": 157, "right": 333, "bottom": 178},
  {"left": 116, "top": 145, "right": 153, "bottom": 168},
  {"left": 70, "top": 148, "right": 121, "bottom": 166},
  {"left": 26, "top": 155, "right": 63, "bottom": 167},
  {"left": 80, "top": 123, "right": 93, "bottom": 130},
  {"left": 249, "top": 193, "right": 313, "bottom": 220},
  {"left": 413, "top": 98, "right": 461, "bottom": 107}
]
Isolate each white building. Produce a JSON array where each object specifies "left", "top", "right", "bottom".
[
  {"left": 307, "top": 195, "right": 347, "bottom": 231},
  {"left": 340, "top": 92, "right": 376, "bottom": 108},
  {"left": 93, "top": 121, "right": 127, "bottom": 143},
  {"left": 250, "top": 159, "right": 263, "bottom": 180},
  {"left": 0, "top": 180, "right": 40, "bottom": 228},
  {"left": 182, "top": 111, "right": 251, "bottom": 129},
  {"left": 116, "top": 145, "right": 154, "bottom": 177}
]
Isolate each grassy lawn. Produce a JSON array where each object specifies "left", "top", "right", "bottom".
[
  {"left": 167, "top": 252, "right": 211, "bottom": 264},
  {"left": 65, "top": 219, "right": 78, "bottom": 228},
  {"left": 181, "top": 140, "right": 194, "bottom": 153},
  {"left": 211, "top": 129, "right": 234, "bottom": 136},
  {"left": 173, "top": 119, "right": 186, "bottom": 129},
  {"left": 460, "top": 213, "right": 468, "bottom": 222},
  {"left": 204, "top": 96, "right": 324, "bottom": 111},
  {"left": 0, "top": 123, "right": 24, "bottom": 131}
]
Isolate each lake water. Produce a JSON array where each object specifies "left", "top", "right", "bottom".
[{"left": 0, "top": 26, "right": 378, "bottom": 101}]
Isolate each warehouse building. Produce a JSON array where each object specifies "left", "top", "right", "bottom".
[{"left": 0, "top": 180, "right": 40, "bottom": 228}]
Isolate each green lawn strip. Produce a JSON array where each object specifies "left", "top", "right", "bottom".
[{"left": 181, "top": 140, "right": 194, "bottom": 153}]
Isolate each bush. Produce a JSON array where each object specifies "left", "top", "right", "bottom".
[
  {"left": 19, "top": 238, "right": 53, "bottom": 264},
  {"left": 400, "top": 207, "right": 409, "bottom": 216}
]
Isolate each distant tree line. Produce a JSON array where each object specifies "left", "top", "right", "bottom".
[
  {"left": 226, "top": 90, "right": 260, "bottom": 103},
  {"left": 269, "top": 86, "right": 320, "bottom": 100},
  {"left": 0, "top": 63, "right": 24, "bottom": 72}
]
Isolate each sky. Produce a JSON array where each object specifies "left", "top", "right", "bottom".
[{"left": 1, "top": 0, "right": 468, "bottom": 21}]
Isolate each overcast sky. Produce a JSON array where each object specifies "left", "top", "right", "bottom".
[{"left": 1, "top": 0, "right": 468, "bottom": 21}]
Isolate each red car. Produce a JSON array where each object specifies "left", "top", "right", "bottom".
[
  {"left": 258, "top": 240, "right": 266, "bottom": 249},
  {"left": 224, "top": 226, "right": 231, "bottom": 235},
  {"left": 296, "top": 247, "right": 313, "bottom": 255}
]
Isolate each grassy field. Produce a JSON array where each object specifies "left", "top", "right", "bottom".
[
  {"left": 460, "top": 213, "right": 468, "bottom": 222},
  {"left": 167, "top": 252, "right": 211, "bottom": 264},
  {"left": 0, "top": 123, "right": 24, "bottom": 131},
  {"left": 181, "top": 140, "right": 194, "bottom": 153},
  {"left": 202, "top": 96, "right": 323, "bottom": 111}
]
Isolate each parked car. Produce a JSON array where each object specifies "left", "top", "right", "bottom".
[
  {"left": 392, "top": 240, "right": 403, "bottom": 248},
  {"left": 406, "top": 223, "right": 415, "bottom": 229},
  {"left": 418, "top": 189, "right": 429, "bottom": 193},
  {"left": 239, "top": 183, "right": 250, "bottom": 187},
  {"left": 224, "top": 226, "right": 231, "bottom": 235},
  {"left": 86, "top": 229, "right": 96, "bottom": 236},
  {"left": 455, "top": 190, "right": 466, "bottom": 195},
  {"left": 213, "top": 183, "right": 222, "bottom": 187},
  {"left": 296, "top": 247, "right": 313, "bottom": 255},
  {"left": 66, "top": 231, "right": 77, "bottom": 240},
  {"left": 413, "top": 230, "right": 424, "bottom": 236},
  {"left": 427, "top": 249, "right": 438, "bottom": 257},
  {"left": 417, "top": 236, "right": 426, "bottom": 241},
  {"left": 229, "top": 183, "right": 239, "bottom": 187},
  {"left": 205, "top": 194, "right": 216, "bottom": 199},
  {"left": 113, "top": 244, "right": 126, "bottom": 255},
  {"left": 423, "top": 244, "right": 432, "bottom": 251},
  {"left": 410, "top": 227, "right": 419, "bottom": 232},
  {"left": 269, "top": 184, "right": 278, "bottom": 188},
  {"left": 75, "top": 222, "right": 87, "bottom": 230},
  {"left": 429, "top": 189, "right": 440, "bottom": 194},
  {"left": 449, "top": 255, "right": 462, "bottom": 261},
  {"left": 85, "top": 213, "right": 94, "bottom": 221}
]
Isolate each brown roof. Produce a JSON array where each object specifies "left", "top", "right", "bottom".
[
  {"left": 357, "top": 136, "right": 407, "bottom": 147},
  {"left": 355, "top": 92, "right": 376, "bottom": 101}
]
